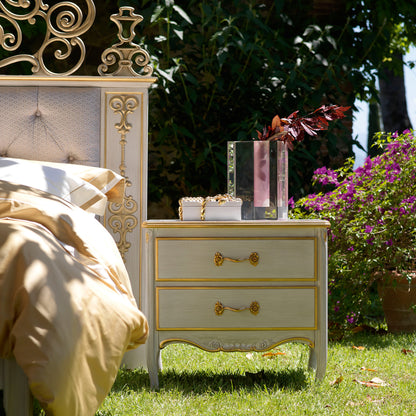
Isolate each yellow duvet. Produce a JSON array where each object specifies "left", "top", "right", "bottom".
[{"left": 0, "top": 180, "right": 148, "bottom": 415}]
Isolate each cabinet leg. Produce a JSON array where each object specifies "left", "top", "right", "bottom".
[
  {"left": 309, "top": 345, "right": 327, "bottom": 381},
  {"left": 308, "top": 347, "right": 317, "bottom": 371},
  {"left": 1, "top": 358, "right": 33, "bottom": 416},
  {"left": 314, "top": 348, "right": 327, "bottom": 381}
]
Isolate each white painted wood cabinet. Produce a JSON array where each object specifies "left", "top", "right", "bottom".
[{"left": 142, "top": 219, "right": 329, "bottom": 389}]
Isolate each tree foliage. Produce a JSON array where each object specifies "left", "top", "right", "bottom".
[
  {"left": 137, "top": 0, "right": 359, "bottom": 217},
  {"left": 135, "top": 0, "right": 416, "bottom": 218},
  {"left": 1, "top": 1, "right": 415, "bottom": 218}
]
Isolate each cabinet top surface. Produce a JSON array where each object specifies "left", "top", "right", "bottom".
[{"left": 143, "top": 219, "right": 330, "bottom": 228}]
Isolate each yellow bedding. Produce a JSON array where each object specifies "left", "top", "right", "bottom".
[{"left": 0, "top": 180, "right": 148, "bottom": 415}]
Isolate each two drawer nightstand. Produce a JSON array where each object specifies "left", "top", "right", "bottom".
[{"left": 142, "top": 220, "right": 329, "bottom": 389}]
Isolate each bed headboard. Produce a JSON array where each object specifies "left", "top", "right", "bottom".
[{"left": 0, "top": 2, "right": 156, "bottom": 368}]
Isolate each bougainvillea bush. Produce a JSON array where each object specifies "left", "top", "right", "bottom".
[{"left": 291, "top": 130, "right": 416, "bottom": 329}]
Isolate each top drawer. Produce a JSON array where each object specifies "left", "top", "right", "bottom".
[{"left": 155, "top": 237, "right": 316, "bottom": 281}]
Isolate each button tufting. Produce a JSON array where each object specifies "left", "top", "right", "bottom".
[
  {"left": 67, "top": 155, "right": 76, "bottom": 163},
  {"left": 0, "top": 87, "right": 100, "bottom": 165}
]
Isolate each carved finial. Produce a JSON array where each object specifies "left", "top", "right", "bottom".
[{"left": 98, "top": 6, "right": 153, "bottom": 77}]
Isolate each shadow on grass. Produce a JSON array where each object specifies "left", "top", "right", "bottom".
[
  {"left": 113, "top": 367, "right": 309, "bottom": 394},
  {"left": 331, "top": 331, "right": 415, "bottom": 349},
  {"left": 160, "top": 368, "right": 309, "bottom": 392}
]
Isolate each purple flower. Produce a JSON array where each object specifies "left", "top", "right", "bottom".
[
  {"left": 313, "top": 166, "right": 339, "bottom": 186},
  {"left": 346, "top": 313, "right": 356, "bottom": 324},
  {"left": 385, "top": 239, "right": 393, "bottom": 246},
  {"left": 364, "top": 225, "right": 374, "bottom": 233},
  {"left": 401, "top": 196, "right": 416, "bottom": 204},
  {"left": 399, "top": 207, "right": 408, "bottom": 216}
]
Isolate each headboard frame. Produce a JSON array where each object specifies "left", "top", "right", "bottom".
[
  {"left": 0, "top": 1, "right": 153, "bottom": 78},
  {"left": 0, "top": 0, "right": 96, "bottom": 76},
  {"left": 0, "top": 2, "right": 157, "bottom": 369}
]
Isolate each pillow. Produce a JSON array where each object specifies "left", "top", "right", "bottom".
[
  {"left": 0, "top": 157, "right": 125, "bottom": 215},
  {"left": 29, "top": 160, "right": 126, "bottom": 204}
]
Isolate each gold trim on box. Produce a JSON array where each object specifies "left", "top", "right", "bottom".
[
  {"left": 156, "top": 286, "right": 317, "bottom": 331},
  {"left": 154, "top": 237, "right": 317, "bottom": 282},
  {"left": 159, "top": 337, "right": 315, "bottom": 351},
  {"left": 179, "top": 194, "right": 241, "bottom": 221}
]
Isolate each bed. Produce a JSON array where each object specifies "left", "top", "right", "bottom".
[{"left": 0, "top": 2, "right": 156, "bottom": 415}]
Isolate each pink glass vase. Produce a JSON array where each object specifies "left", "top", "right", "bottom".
[
  {"left": 253, "top": 141, "right": 270, "bottom": 208},
  {"left": 227, "top": 140, "right": 289, "bottom": 220},
  {"left": 276, "top": 141, "right": 288, "bottom": 219}
]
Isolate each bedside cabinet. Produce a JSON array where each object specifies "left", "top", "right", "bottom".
[{"left": 142, "top": 220, "right": 329, "bottom": 389}]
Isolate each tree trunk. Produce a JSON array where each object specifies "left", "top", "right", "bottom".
[
  {"left": 379, "top": 53, "right": 413, "bottom": 133},
  {"left": 367, "top": 101, "right": 382, "bottom": 157}
]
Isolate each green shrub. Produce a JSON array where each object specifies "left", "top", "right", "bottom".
[{"left": 291, "top": 130, "right": 416, "bottom": 329}]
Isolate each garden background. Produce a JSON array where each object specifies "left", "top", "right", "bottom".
[{"left": 354, "top": 47, "right": 416, "bottom": 167}]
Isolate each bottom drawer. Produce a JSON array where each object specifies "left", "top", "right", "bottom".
[{"left": 156, "top": 287, "right": 316, "bottom": 330}]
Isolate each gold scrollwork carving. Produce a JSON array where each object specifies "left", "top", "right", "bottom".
[
  {"left": 108, "top": 195, "right": 138, "bottom": 262},
  {"left": 107, "top": 94, "right": 140, "bottom": 262},
  {"left": 109, "top": 94, "right": 139, "bottom": 177},
  {"left": 98, "top": 6, "right": 152, "bottom": 77},
  {"left": 0, "top": 0, "right": 96, "bottom": 75}
]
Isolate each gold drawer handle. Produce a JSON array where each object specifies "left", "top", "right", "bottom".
[
  {"left": 214, "top": 251, "right": 259, "bottom": 267},
  {"left": 214, "top": 301, "right": 260, "bottom": 316}
]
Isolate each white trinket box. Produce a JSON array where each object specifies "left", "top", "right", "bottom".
[{"left": 179, "top": 195, "right": 242, "bottom": 221}]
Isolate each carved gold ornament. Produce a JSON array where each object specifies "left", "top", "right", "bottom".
[
  {"left": 98, "top": 6, "right": 152, "bottom": 77},
  {"left": 0, "top": 0, "right": 96, "bottom": 75},
  {"left": 108, "top": 94, "right": 140, "bottom": 262}
]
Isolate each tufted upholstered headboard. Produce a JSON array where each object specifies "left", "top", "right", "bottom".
[
  {"left": 0, "top": 86, "right": 101, "bottom": 164},
  {"left": 0, "top": 2, "right": 157, "bottom": 374}
]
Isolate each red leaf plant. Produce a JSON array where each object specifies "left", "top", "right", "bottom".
[{"left": 255, "top": 105, "right": 350, "bottom": 150}]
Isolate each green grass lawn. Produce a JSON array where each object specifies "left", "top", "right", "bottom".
[{"left": 92, "top": 332, "right": 416, "bottom": 416}]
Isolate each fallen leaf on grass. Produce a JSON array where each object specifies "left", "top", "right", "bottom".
[
  {"left": 347, "top": 401, "right": 363, "bottom": 407},
  {"left": 330, "top": 375, "right": 343, "bottom": 386},
  {"left": 366, "top": 396, "right": 385, "bottom": 404},
  {"left": 354, "top": 377, "right": 390, "bottom": 387},
  {"left": 351, "top": 325, "right": 387, "bottom": 334},
  {"left": 360, "top": 366, "right": 376, "bottom": 372},
  {"left": 352, "top": 346, "right": 366, "bottom": 350},
  {"left": 347, "top": 396, "right": 385, "bottom": 406},
  {"left": 402, "top": 348, "right": 413, "bottom": 355},
  {"left": 262, "top": 351, "right": 286, "bottom": 358}
]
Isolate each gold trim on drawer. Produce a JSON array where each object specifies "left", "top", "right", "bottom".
[
  {"left": 156, "top": 286, "right": 317, "bottom": 331},
  {"left": 155, "top": 237, "right": 317, "bottom": 282},
  {"left": 159, "top": 337, "right": 315, "bottom": 351},
  {"left": 143, "top": 220, "right": 330, "bottom": 228}
]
